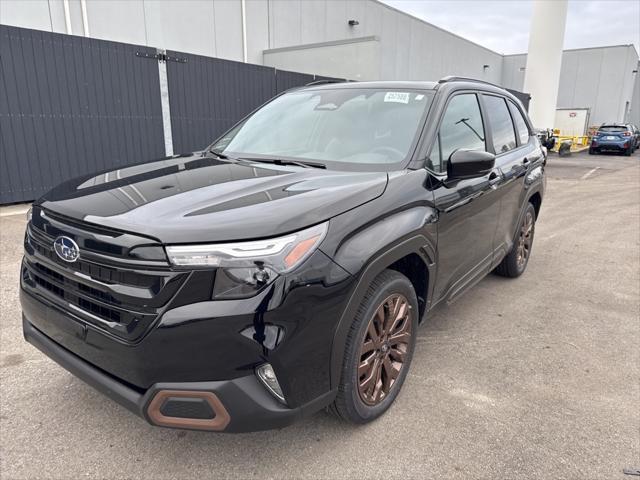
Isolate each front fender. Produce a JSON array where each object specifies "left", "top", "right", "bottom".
[{"left": 322, "top": 206, "right": 437, "bottom": 391}]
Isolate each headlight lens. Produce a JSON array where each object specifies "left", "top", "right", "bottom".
[{"left": 165, "top": 222, "right": 328, "bottom": 273}]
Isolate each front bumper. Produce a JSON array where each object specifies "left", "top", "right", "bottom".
[{"left": 23, "top": 317, "right": 333, "bottom": 432}]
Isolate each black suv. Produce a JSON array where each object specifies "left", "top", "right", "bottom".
[{"left": 21, "top": 77, "right": 545, "bottom": 432}]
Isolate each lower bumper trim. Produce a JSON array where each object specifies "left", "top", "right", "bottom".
[{"left": 147, "top": 390, "right": 231, "bottom": 431}]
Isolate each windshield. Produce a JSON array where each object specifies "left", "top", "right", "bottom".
[{"left": 211, "top": 88, "right": 434, "bottom": 168}]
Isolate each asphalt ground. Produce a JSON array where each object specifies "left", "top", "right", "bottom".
[{"left": 1, "top": 150, "right": 639, "bottom": 479}]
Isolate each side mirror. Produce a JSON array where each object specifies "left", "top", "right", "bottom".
[{"left": 447, "top": 149, "right": 495, "bottom": 181}]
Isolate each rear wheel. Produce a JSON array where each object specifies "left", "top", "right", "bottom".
[
  {"left": 624, "top": 145, "right": 632, "bottom": 156},
  {"left": 588, "top": 147, "right": 597, "bottom": 155},
  {"left": 329, "top": 270, "right": 418, "bottom": 423},
  {"left": 495, "top": 203, "right": 536, "bottom": 278}
]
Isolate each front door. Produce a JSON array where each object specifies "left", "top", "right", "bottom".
[{"left": 427, "top": 92, "right": 502, "bottom": 304}]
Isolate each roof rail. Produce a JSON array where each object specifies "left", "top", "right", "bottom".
[
  {"left": 437, "top": 76, "right": 501, "bottom": 88},
  {"left": 304, "top": 79, "right": 350, "bottom": 86}
]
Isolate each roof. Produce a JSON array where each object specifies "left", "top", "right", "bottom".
[{"left": 301, "top": 80, "right": 439, "bottom": 90}]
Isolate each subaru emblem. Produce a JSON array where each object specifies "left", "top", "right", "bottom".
[{"left": 53, "top": 236, "right": 80, "bottom": 263}]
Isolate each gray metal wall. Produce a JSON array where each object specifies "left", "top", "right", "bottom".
[
  {"left": 501, "top": 45, "right": 639, "bottom": 127},
  {"left": 0, "top": 24, "right": 165, "bottom": 204}
]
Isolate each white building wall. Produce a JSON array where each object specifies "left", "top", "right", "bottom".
[
  {"left": 502, "top": 45, "right": 638, "bottom": 126},
  {"left": 261, "top": 0, "right": 503, "bottom": 83},
  {"left": 0, "top": 0, "right": 68, "bottom": 34},
  {"left": 0, "top": 0, "right": 503, "bottom": 81},
  {"left": 501, "top": 54, "right": 527, "bottom": 92},
  {"left": 1, "top": 0, "right": 637, "bottom": 125},
  {"left": 630, "top": 67, "right": 640, "bottom": 125}
]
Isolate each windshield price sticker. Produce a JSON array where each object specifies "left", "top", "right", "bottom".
[{"left": 384, "top": 92, "right": 410, "bottom": 104}]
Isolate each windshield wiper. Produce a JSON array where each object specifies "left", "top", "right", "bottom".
[
  {"left": 208, "top": 151, "right": 326, "bottom": 169},
  {"left": 208, "top": 149, "right": 235, "bottom": 160},
  {"left": 243, "top": 158, "right": 326, "bottom": 169}
]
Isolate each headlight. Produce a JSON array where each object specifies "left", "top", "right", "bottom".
[
  {"left": 166, "top": 222, "right": 328, "bottom": 272},
  {"left": 26, "top": 206, "right": 33, "bottom": 222},
  {"left": 167, "top": 223, "right": 328, "bottom": 299}
]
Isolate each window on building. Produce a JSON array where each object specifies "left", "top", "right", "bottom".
[{"left": 484, "top": 95, "right": 517, "bottom": 154}]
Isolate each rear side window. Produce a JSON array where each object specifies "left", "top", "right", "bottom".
[
  {"left": 508, "top": 101, "right": 530, "bottom": 145},
  {"left": 484, "top": 95, "right": 517, "bottom": 154},
  {"left": 429, "top": 93, "right": 486, "bottom": 172}
]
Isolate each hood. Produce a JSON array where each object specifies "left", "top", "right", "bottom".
[{"left": 39, "top": 154, "right": 388, "bottom": 243}]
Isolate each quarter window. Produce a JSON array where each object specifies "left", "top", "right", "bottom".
[
  {"left": 484, "top": 95, "right": 517, "bottom": 154},
  {"left": 429, "top": 94, "right": 486, "bottom": 172},
  {"left": 508, "top": 101, "right": 530, "bottom": 145}
]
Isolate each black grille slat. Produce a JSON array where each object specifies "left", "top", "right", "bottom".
[
  {"left": 27, "top": 262, "right": 124, "bottom": 321},
  {"left": 77, "top": 297, "right": 121, "bottom": 323}
]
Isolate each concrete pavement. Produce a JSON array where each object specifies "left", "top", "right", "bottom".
[{"left": 1, "top": 151, "right": 638, "bottom": 479}]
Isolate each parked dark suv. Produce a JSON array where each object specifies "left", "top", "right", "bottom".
[{"left": 21, "top": 77, "right": 545, "bottom": 432}]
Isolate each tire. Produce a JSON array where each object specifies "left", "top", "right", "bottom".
[
  {"left": 494, "top": 203, "right": 536, "bottom": 278},
  {"left": 329, "top": 269, "right": 418, "bottom": 424},
  {"left": 624, "top": 146, "right": 632, "bottom": 156},
  {"left": 588, "top": 147, "right": 596, "bottom": 155}
]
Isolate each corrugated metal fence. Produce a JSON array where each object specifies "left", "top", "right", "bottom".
[
  {"left": 0, "top": 25, "right": 165, "bottom": 204},
  {"left": 0, "top": 26, "right": 344, "bottom": 204}
]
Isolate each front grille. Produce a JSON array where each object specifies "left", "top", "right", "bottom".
[
  {"left": 22, "top": 211, "right": 189, "bottom": 343},
  {"left": 28, "top": 268, "right": 121, "bottom": 322},
  {"left": 30, "top": 232, "right": 158, "bottom": 288}
]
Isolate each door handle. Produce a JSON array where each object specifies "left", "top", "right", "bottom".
[
  {"left": 488, "top": 171, "right": 501, "bottom": 187},
  {"left": 522, "top": 157, "right": 530, "bottom": 166}
]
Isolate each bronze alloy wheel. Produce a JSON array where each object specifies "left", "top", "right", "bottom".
[
  {"left": 516, "top": 211, "right": 534, "bottom": 269},
  {"left": 358, "top": 293, "right": 413, "bottom": 406}
]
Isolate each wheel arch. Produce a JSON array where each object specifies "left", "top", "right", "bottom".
[
  {"left": 528, "top": 191, "right": 542, "bottom": 219},
  {"left": 329, "top": 235, "right": 434, "bottom": 391}
]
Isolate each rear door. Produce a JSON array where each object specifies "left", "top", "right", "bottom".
[
  {"left": 480, "top": 95, "right": 539, "bottom": 264},
  {"left": 428, "top": 92, "right": 502, "bottom": 304}
]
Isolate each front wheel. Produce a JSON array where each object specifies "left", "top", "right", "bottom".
[
  {"left": 494, "top": 203, "right": 536, "bottom": 278},
  {"left": 329, "top": 270, "right": 418, "bottom": 424}
]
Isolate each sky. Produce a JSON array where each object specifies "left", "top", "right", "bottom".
[{"left": 381, "top": 0, "right": 640, "bottom": 55}]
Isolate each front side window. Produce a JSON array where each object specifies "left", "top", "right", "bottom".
[
  {"left": 508, "top": 101, "right": 530, "bottom": 146},
  {"left": 212, "top": 88, "right": 433, "bottom": 169},
  {"left": 429, "top": 93, "right": 486, "bottom": 172},
  {"left": 484, "top": 95, "right": 517, "bottom": 154}
]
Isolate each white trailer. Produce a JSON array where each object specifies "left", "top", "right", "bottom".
[{"left": 554, "top": 108, "right": 590, "bottom": 136}]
